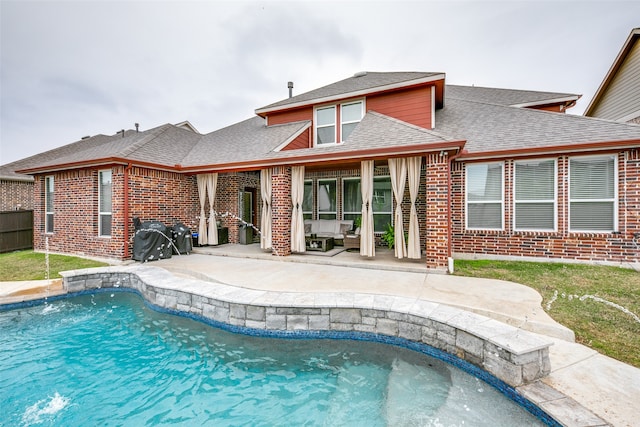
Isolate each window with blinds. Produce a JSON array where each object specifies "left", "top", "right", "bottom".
[
  {"left": 98, "top": 170, "right": 112, "bottom": 237},
  {"left": 466, "top": 162, "right": 503, "bottom": 230},
  {"left": 45, "top": 176, "right": 54, "bottom": 233},
  {"left": 514, "top": 159, "right": 556, "bottom": 231},
  {"left": 569, "top": 155, "right": 617, "bottom": 232}
]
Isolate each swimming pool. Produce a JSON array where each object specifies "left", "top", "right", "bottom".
[{"left": 0, "top": 292, "right": 552, "bottom": 426}]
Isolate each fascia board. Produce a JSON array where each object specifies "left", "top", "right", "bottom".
[
  {"left": 457, "top": 139, "right": 640, "bottom": 161},
  {"left": 255, "top": 74, "right": 446, "bottom": 116},
  {"left": 510, "top": 95, "right": 581, "bottom": 109}
]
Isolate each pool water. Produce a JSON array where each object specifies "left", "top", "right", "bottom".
[{"left": 0, "top": 293, "right": 545, "bottom": 426}]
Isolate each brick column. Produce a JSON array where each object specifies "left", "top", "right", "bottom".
[
  {"left": 271, "top": 166, "right": 292, "bottom": 256},
  {"left": 425, "top": 153, "right": 449, "bottom": 271}
]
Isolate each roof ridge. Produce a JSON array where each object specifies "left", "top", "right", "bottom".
[{"left": 117, "top": 124, "right": 174, "bottom": 158}]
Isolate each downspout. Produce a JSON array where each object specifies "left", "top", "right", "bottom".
[
  {"left": 123, "top": 163, "right": 133, "bottom": 259},
  {"left": 447, "top": 149, "right": 464, "bottom": 273}
]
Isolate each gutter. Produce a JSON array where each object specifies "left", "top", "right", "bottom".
[
  {"left": 123, "top": 163, "right": 132, "bottom": 259},
  {"left": 447, "top": 149, "right": 465, "bottom": 271}
]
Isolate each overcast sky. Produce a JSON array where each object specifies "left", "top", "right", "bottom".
[{"left": 1, "top": 1, "right": 639, "bottom": 164}]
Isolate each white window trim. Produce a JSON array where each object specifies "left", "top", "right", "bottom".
[
  {"left": 568, "top": 154, "right": 618, "bottom": 233},
  {"left": 340, "top": 99, "right": 365, "bottom": 143},
  {"left": 513, "top": 159, "right": 557, "bottom": 232},
  {"left": 314, "top": 105, "right": 337, "bottom": 147},
  {"left": 98, "top": 169, "right": 112, "bottom": 238},
  {"left": 45, "top": 175, "right": 54, "bottom": 234},
  {"left": 465, "top": 162, "right": 504, "bottom": 231}
]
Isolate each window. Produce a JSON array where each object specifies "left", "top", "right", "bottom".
[
  {"left": 317, "top": 179, "right": 337, "bottom": 219},
  {"left": 569, "top": 155, "right": 616, "bottom": 232},
  {"left": 514, "top": 159, "right": 556, "bottom": 231},
  {"left": 342, "top": 176, "right": 392, "bottom": 232},
  {"left": 373, "top": 176, "right": 392, "bottom": 232},
  {"left": 45, "top": 176, "right": 54, "bottom": 233},
  {"left": 466, "top": 163, "right": 504, "bottom": 230},
  {"left": 341, "top": 101, "right": 363, "bottom": 141},
  {"left": 315, "top": 106, "right": 336, "bottom": 145},
  {"left": 99, "top": 170, "right": 112, "bottom": 237},
  {"left": 342, "top": 178, "right": 361, "bottom": 224},
  {"left": 303, "top": 179, "right": 313, "bottom": 220}
]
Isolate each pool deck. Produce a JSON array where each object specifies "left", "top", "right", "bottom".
[{"left": 1, "top": 245, "right": 639, "bottom": 426}]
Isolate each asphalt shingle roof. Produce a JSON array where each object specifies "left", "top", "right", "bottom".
[
  {"left": 258, "top": 71, "right": 443, "bottom": 111},
  {"left": 6, "top": 72, "right": 640, "bottom": 176},
  {"left": 435, "top": 98, "right": 640, "bottom": 155},
  {"left": 446, "top": 85, "right": 579, "bottom": 107}
]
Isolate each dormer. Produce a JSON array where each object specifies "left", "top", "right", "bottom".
[{"left": 255, "top": 72, "right": 445, "bottom": 151}]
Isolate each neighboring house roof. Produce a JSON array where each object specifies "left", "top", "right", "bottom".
[
  {"left": 584, "top": 28, "right": 640, "bottom": 122},
  {"left": 256, "top": 71, "right": 445, "bottom": 115},
  {"left": 436, "top": 98, "right": 640, "bottom": 158},
  {"left": 1, "top": 133, "right": 116, "bottom": 181},
  {"left": 446, "top": 85, "right": 580, "bottom": 109}
]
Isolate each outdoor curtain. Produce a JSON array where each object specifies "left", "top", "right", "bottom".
[
  {"left": 260, "top": 168, "right": 272, "bottom": 250},
  {"left": 388, "top": 158, "right": 408, "bottom": 259},
  {"left": 206, "top": 173, "right": 218, "bottom": 245},
  {"left": 407, "top": 156, "right": 422, "bottom": 259},
  {"left": 360, "top": 160, "right": 375, "bottom": 257},
  {"left": 196, "top": 174, "right": 208, "bottom": 245},
  {"left": 291, "top": 166, "right": 306, "bottom": 253}
]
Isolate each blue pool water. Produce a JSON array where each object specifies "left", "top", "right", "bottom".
[{"left": 0, "top": 293, "right": 547, "bottom": 426}]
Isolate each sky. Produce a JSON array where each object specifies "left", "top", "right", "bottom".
[{"left": 1, "top": 0, "right": 639, "bottom": 164}]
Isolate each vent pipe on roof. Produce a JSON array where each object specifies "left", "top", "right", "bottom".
[
  {"left": 288, "top": 81, "right": 293, "bottom": 98},
  {"left": 121, "top": 129, "right": 125, "bottom": 138},
  {"left": 135, "top": 123, "right": 139, "bottom": 133}
]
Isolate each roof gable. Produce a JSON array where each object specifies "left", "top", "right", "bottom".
[{"left": 584, "top": 28, "right": 640, "bottom": 122}]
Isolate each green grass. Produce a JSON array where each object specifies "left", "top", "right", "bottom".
[
  {"left": 0, "top": 250, "right": 108, "bottom": 281},
  {"left": 454, "top": 259, "right": 640, "bottom": 368}
]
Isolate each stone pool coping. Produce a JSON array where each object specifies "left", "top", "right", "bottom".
[{"left": 2, "top": 264, "right": 610, "bottom": 426}]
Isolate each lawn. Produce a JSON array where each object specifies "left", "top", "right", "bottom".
[
  {"left": 454, "top": 259, "right": 640, "bottom": 368},
  {"left": 0, "top": 250, "right": 109, "bottom": 281}
]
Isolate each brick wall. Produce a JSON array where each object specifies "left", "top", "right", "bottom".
[
  {"left": 1, "top": 179, "right": 34, "bottom": 211},
  {"left": 216, "top": 172, "right": 260, "bottom": 244},
  {"left": 425, "top": 154, "right": 450, "bottom": 270},
  {"left": 33, "top": 166, "right": 199, "bottom": 260},
  {"left": 271, "top": 166, "right": 292, "bottom": 256},
  {"left": 33, "top": 168, "right": 125, "bottom": 258},
  {"left": 451, "top": 150, "right": 640, "bottom": 264}
]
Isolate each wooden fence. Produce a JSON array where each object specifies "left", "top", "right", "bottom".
[{"left": 0, "top": 210, "right": 33, "bottom": 253}]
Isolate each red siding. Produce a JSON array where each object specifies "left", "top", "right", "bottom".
[
  {"left": 267, "top": 107, "right": 313, "bottom": 126},
  {"left": 367, "top": 86, "right": 433, "bottom": 129},
  {"left": 281, "top": 128, "right": 311, "bottom": 151}
]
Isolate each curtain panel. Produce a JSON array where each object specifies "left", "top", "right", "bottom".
[
  {"left": 196, "top": 174, "right": 208, "bottom": 245},
  {"left": 260, "top": 169, "right": 272, "bottom": 250},
  {"left": 360, "top": 160, "right": 375, "bottom": 257},
  {"left": 388, "top": 158, "right": 408, "bottom": 259},
  {"left": 206, "top": 173, "right": 218, "bottom": 245},
  {"left": 407, "top": 156, "right": 422, "bottom": 259},
  {"left": 291, "top": 166, "right": 306, "bottom": 253}
]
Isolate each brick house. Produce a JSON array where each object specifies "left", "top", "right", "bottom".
[{"left": 17, "top": 71, "right": 640, "bottom": 270}]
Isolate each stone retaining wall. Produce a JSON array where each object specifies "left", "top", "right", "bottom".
[{"left": 63, "top": 266, "right": 552, "bottom": 387}]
